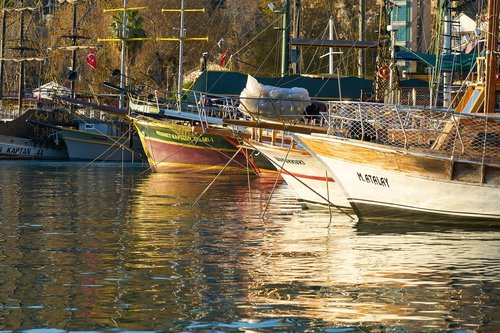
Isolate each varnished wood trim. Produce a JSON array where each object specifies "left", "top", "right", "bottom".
[{"left": 299, "top": 135, "right": 452, "bottom": 180}]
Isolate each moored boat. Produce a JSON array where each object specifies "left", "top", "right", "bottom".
[
  {"left": 0, "top": 108, "right": 71, "bottom": 160},
  {"left": 250, "top": 139, "right": 350, "bottom": 208},
  {"left": 223, "top": 112, "right": 350, "bottom": 208},
  {"left": 58, "top": 119, "right": 143, "bottom": 162},
  {"left": 133, "top": 115, "right": 260, "bottom": 174},
  {"left": 294, "top": 0, "right": 500, "bottom": 225},
  {"left": 0, "top": 134, "right": 67, "bottom": 160},
  {"left": 295, "top": 100, "right": 500, "bottom": 224}
]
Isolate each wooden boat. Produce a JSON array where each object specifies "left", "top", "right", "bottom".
[
  {"left": 24, "top": 100, "right": 145, "bottom": 163},
  {"left": 59, "top": 89, "right": 271, "bottom": 173},
  {"left": 133, "top": 114, "right": 263, "bottom": 174},
  {"left": 296, "top": 107, "right": 500, "bottom": 223},
  {"left": 251, "top": 139, "right": 349, "bottom": 208},
  {"left": 0, "top": 133, "right": 67, "bottom": 160},
  {"left": 223, "top": 117, "right": 350, "bottom": 208},
  {"left": 0, "top": 108, "right": 69, "bottom": 160},
  {"left": 57, "top": 119, "right": 143, "bottom": 162},
  {"left": 294, "top": 0, "right": 500, "bottom": 224}
]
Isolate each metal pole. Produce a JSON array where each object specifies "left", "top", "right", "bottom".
[
  {"left": 389, "top": 29, "right": 396, "bottom": 103},
  {"left": 329, "top": 17, "right": 333, "bottom": 75},
  {"left": 358, "top": 0, "right": 365, "bottom": 77},
  {"left": 290, "top": 0, "right": 301, "bottom": 74},
  {"left": 119, "top": 0, "right": 127, "bottom": 110},
  {"left": 337, "top": 68, "right": 342, "bottom": 101},
  {"left": 280, "top": 0, "right": 290, "bottom": 77},
  {"left": 177, "top": 0, "right": 185, "bottom": 109}
]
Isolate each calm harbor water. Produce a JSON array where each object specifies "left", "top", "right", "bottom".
[{"left": 0, "top": 161, "right": 499, "bottom": 332}]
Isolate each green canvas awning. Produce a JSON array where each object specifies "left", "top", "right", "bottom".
[
  {"left": 188, "top": 71, "right": 429, "bottom": 103},
  {"left": 189, "top": 71, "right": 373, "bottom": 101},
  {"left": 395, "top": 46, "right": 478, "bottom": 72}
]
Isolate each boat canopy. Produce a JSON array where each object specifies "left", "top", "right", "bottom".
[
  {"left": 190, "top": 71, "right": 373, "bottom": 101},
  {"left": 395, "top": 46, "right": 478, "bottom": 72},
  {"left": 189, "top": 71, "right": 429, "bottom": 103},
  {"left": 33, "top": 81, "right": 71, "bottom": 99}
]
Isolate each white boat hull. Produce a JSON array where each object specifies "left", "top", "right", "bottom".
[
  {"left": 251, "top": 141, "right": 350, "bottom": 208},
  {"left": 0, "top": 134, "right": 67, "bottom": 160},
  {"left": 296, "top": 134, "right": 500, "bottom": 224}
]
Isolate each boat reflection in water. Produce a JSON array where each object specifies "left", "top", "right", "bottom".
[
  {"left": 0, "top": 162, "right": 498, "bottom": 331},
  {"left": 242, "top": 209, "right": 500, "bottom": 330},
  {"left": 129, "top": 174, "right": 500, "bottom": 331}
]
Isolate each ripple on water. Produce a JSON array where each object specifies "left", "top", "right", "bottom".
[{"left": 0, "top": 162, "right": 498, "bottom": 332}]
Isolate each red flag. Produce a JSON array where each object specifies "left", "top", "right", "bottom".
[
  {"left": 218, "top": 49, "right": 230, "bottom": 67},
  {"left": 86, "top": 49, "right": 97, "bottom": 69}
]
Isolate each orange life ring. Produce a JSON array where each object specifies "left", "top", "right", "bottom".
[{"left": 378, "top": 65, "right": 391, "bottom": 80}]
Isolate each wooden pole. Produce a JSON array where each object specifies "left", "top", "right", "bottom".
[
  {"left": 17, "top": 0, "right": 25, "bottom": 114},
  {"left": 119, "top": 0, "right": 127, "bottom": 110},
  {"left": 484, "top": 0, "right": 499, "bottom": 113},
  {"left": 0, "top": 1, "right": 6, "bottom": 99},
  {"left": 70, "top": 2, "right": 77, "bottom": 109}
]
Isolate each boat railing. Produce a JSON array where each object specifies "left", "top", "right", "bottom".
[
  {"left": 190, "top": 91, "right": 329, "bottom": 127},
  {"left": 186, "top": 93, "right": 500, "bottom": 166},
  {"left": 190, "top": 91, "right": 242, "bottom": 123},
  {"left": 129, "top": 93, "right": 178, "bottom": 115},
  {"left": 322, "top": 100, "right": 500, "bottom": 165}
]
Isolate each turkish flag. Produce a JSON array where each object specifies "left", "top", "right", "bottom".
[
  {"left": 218, "top": 49, "right": 230, "bottom": 67},
  {"left": 86, "top": 49, "right": 97, "bottom": 69}
]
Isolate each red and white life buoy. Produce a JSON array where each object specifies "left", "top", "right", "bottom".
[
  {"left": 496, "top": 72, "right": 500, "bottom": 80},
  {"left": 378, "top": 65, "right": 391, "bottom": 80}
]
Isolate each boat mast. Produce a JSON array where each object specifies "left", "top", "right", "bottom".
[
  {"left": 290, "top": 0, "right": 301, "bottom": 74},
  {"left": 158, "top": 2, "right": 207, "bottom": 111},
  {"left": 358, "top": 0, "right": 365, "bottom": 77},
  {"left": 442, "top": 0, "right": 452, "bottom": 108},
  {"left": 177, "top": 0, "right": 185, "bottom": 103},
  {"left": 70, "top": 1, "right": 77, "bottom": 104},
  {"left": 484, "top": 0, "right": 499, "bottom": 113},
  {"left": 17, "top": 0, "right": 25, "bottom": 113},
  {"left": 99, "top": 3, "right": 149, "bottom": 110},
  {"left": 119, "top": 0, "right": 127, "bottom": 110},
  {"left": 0, "top": 0, "right": 6, "bottom": 100},
  {"left": 47, "top": 1, "right": 98, "bottom": 109},
  {"left": 281, "top": 0, "right": 290, "bottom": 76},
  {"left": 329, "top": 17, "right": 334, "bottom": 74}
]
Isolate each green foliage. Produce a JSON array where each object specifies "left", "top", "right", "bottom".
[
  {"left": 110, "top": 10, "right": 147, "bottom": 61},
  {"left": 0, "top": 0, "right": 15, "bottom": 8},
  {"left": 210, "top": 0, "right": 225, "bottom": 8},
  {"left": 24, "top": 0, "right": 389, "bottom": 93}
]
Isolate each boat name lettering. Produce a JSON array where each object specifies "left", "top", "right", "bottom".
[
  {"left": 156, "top": 131, "right": 214, "bottom": 143},
  {"left": 274, "top": 156, "right": 306, "bottom": 165},
  {"left": 357, "top": 172, "right": 390, "bottom": 187},
  {"left": 4, "top": 147, "right": 32, "bottom": 155}
]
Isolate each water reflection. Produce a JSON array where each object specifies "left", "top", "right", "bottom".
[
  {"left": 0, "top": 162, "right": 498, "bottom": 332},
  {"left": 244, "top": 210, "right": 500, "bottom": 330}
]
